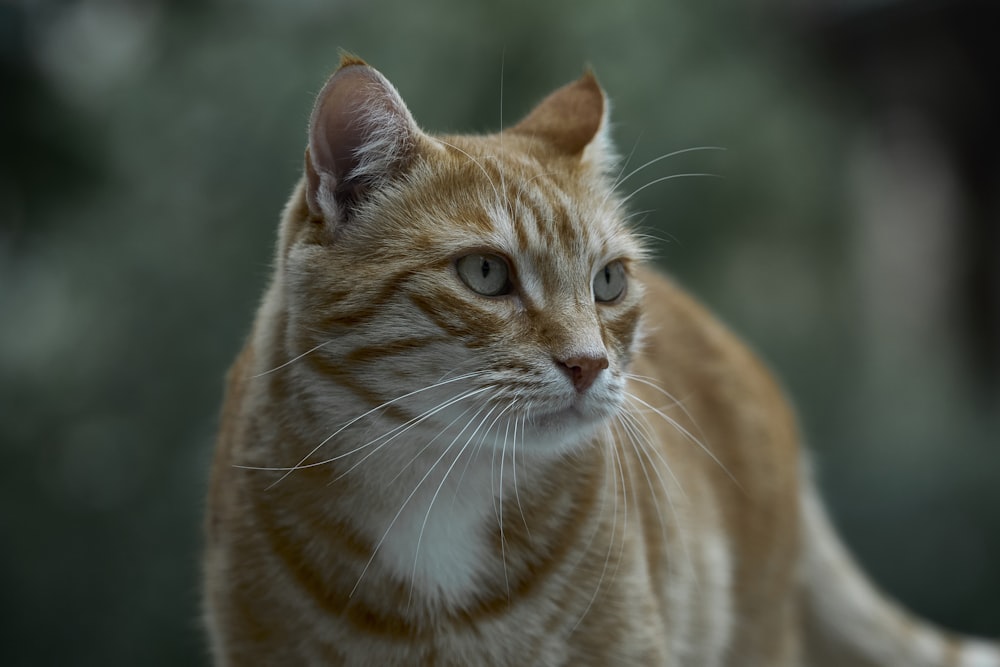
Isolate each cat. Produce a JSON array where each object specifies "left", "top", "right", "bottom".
[{"left": 203, "top": 55, "right": 1000, "bottom": 666}]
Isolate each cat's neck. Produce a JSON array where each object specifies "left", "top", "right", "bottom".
[
  {"left": 317, "top": 413, "right": 605, "bottom": 608},
  {"left": 247, "top": 363, "right": 609, "bottom": 620}
]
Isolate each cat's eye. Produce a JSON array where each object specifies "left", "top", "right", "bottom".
[
  {"left": 456, "top": 253, "right": 512, "bottom": 297},
  {"left": 593, "top": 261, "right": 626, "bottom": 302}
]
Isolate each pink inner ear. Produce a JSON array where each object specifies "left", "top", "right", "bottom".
[
  {"left": 511, "top": 72, "right": 606, "bottom": 156},
  {"left": 310, "top": 66, "right": 378, "bottom": 184},
  {"left": 306, "top": 63, "right": 418, "bottom": 220}
]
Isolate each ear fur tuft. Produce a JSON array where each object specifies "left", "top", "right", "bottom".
[
  {"left": 337, "top": 51, "right": 367, "bottom": 69},
  {"left": 305, "top": 58, "right": 421, "bottom": 223}
]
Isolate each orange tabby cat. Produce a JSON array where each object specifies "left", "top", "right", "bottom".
[{"left": 203, "top": 55, "right": 999, "bottom": 666}]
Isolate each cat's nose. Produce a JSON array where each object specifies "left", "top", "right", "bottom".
[{"left": 556, "top": 354, "right": 609, "bottom": 393}]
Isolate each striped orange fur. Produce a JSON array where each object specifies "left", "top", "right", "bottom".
[{"left": 203, "top": 56, "right": 1000, "bottom": 666}]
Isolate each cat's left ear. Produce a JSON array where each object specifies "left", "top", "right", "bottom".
[
  {"left": 305, "top": 56, "right": 423, "bottom": 222},
  {"left": 511, "top": 70, "right": 613, "bottom": 171}
]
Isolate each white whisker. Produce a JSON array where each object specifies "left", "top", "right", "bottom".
[
  {"left": 613, "top": 415, "right": 667, "bottom": 539},
  {"left": 497, "top": 402, "right": 512, "bottom": 600},
  {"left": 449, "top": 400, "right": 515, "bottom": 510},
  {"left": 250, "top": 339, "right": 333, "bottom": 378},
  {"left": 617, "top": 173, "right": 723, "bottom": 211},
  {"left": 610, "top": 136, "right": 642, "bottom": 191},
  {"left": 407, "top": 399, "right": 499, "bottom": 607},
  {"left": 619, "top": 399, "right": 687, "bottom": 499},
  {"left": 627, "top": 374, "right": 712, "bottom": 463},
  {"left": 234, "top": 372, "right": 484, "bottom": 479},
  {"left": 498, "top": 50, "right": 509, "bottom": 217},
  {"left": 296, "top": 386, "right": 488, "bottom": 486},
  {"left": 613, "top": 146, "right": 726, "bottom": 190},
  {"left": 625, "top": 390, "right": 742, "bottom": 491},
  {"left": 437, "top": 138, "right": 501, "bottom": 205},
  {"left": 572, "top": 433, "right": 624, "bottom": 632},
  {"left": 511, "top": 410, "right": 531, "bottom": 540},
  {"left": 616, "top": 407, "right": 696, "bottom": 580},
  {"left": 352, "top": 395, "right": 495, "bottom": 599},
  {"left": 373, "top": 393, "right": 488, "bottom": 486}
]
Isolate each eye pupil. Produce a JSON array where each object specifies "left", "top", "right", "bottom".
[
  {"left": 594, "top": 260, "right": 626, "bottom": 303},
  {"left": 456, "top": 253, "right": 511, "bottom": 297}
]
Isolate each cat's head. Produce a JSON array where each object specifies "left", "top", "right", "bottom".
[{"left": 279, "top": 56, "right": 646, "bottom": 456}]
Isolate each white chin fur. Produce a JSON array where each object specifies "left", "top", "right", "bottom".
[{"left": 519, "top": 396, "right": 620, "bottom": 456}]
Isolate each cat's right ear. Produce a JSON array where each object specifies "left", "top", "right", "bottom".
[{"left": 305, "top": 56, "right": 421, "bottom": 223}]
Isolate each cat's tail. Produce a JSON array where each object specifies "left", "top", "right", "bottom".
[{"left": 799, "top": 476, "right": 1000, "bottom": 667}]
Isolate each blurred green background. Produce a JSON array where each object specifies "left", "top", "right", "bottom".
[{"left": 2, "top": 0, "right": 997, "bottom": 664}]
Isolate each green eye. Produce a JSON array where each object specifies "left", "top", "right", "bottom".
[
  {"left": 456, "top": 253, "right": 512, "bottom": 296},
  {"left": 594, "top": 261, "right": 626, "bottom": 302}
]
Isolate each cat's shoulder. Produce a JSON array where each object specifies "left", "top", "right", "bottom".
[
  {"left": 634, "top": 265, "right": 737, "bottom": 357},
  {"left": 634, "top": 265, "right": 791, "bottom": 414}
]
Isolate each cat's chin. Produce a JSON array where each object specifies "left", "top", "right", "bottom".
[{"left": 520, "top": 399, "right": 618, "bottom": 454}]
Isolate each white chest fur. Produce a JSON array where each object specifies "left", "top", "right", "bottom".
[{"left": 358, "top": 442, "right": 508, "bottom": 607}]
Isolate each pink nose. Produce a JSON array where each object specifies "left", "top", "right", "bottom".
[{"left": 556, "top": 354, "right": 609, "bottom": 393}]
